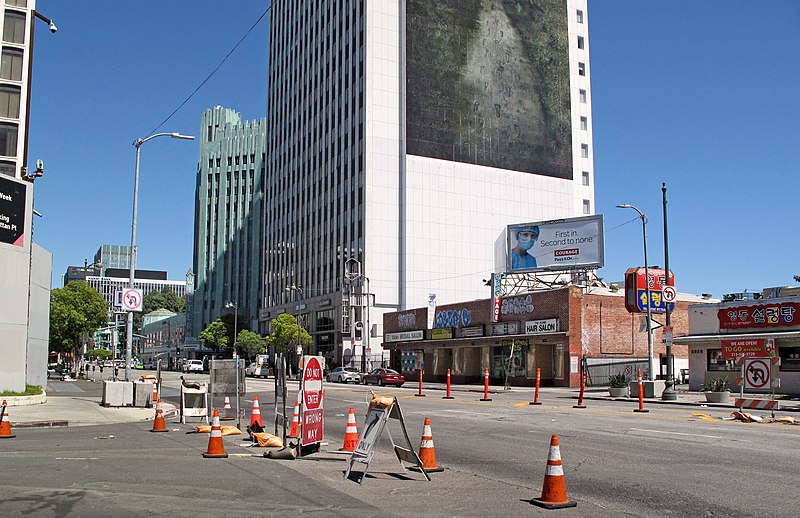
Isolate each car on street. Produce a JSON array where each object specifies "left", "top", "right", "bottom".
[
  {"left": 183, "top": 359, "right": 204, "bottom": 373},
  {"left": 362, "top": 368, "right": 405, "bottom": 387},
  {"left": 326, "top": 366, "right": 362, "bottom": 383}
]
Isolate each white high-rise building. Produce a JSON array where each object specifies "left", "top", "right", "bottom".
[{"left": 261, "top": 0, "right": 594, "bottom": 364}]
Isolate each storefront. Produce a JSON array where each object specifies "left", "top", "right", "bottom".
[
  {"left": 674, "top": 296, "right": 800, "bottom": 394},
  {"left": 382, "top": 285, "right": 699, "bottom": 388}
]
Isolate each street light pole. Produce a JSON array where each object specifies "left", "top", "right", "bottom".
[
  {"left": 225, "top": 301, "right": 240, "bottom": 430},
  {"left": 125, "top": 132, "right": 194, "bottom": 381},
  {"left": 661, "top": 183, "right": 677, "bottom": 400},
  {"left": 617, "top": 204, "right": 655, "bottom": 381}
]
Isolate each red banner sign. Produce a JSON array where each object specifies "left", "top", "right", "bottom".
[
  {"left": 721, "top": 339, "right": 768, "bottom": 359},
  {"left": 718, "top": 302, "right": 800, "bottom": 329}
]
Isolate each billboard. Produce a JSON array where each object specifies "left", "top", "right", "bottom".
[
  {"left": 406, "top": 0, "right": 572, "bottom": 178},
  {"left": 0, "top": 175, "right": 26, "bottom": 246},
  {"left": 507, "top": 215, "right": 603, "bottom": 272}
]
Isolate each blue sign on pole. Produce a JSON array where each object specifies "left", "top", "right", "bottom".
[{"left": 636, "top": 289, "right": 674, "bottom": 314}]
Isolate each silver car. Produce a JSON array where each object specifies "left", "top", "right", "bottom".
[{"left": 326, "top": 367, "right": 362, "bottom": 383}]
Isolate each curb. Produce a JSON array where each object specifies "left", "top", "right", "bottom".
[
  {"left": 12, "top": 420, "right": 69, "bottom": 428},
  {"left": 2, "top": 391, "right": 47, "bottom": 407}
]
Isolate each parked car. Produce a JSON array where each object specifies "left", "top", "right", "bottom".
[
  {"left": 183, "top": 359, "right": 204, "bottom": 373},
  {"left": 327, "top": 367, "right": 362, "bottom": 383},
  {"left": 362, "top": 368, "right": 405, "bottom": 387}
]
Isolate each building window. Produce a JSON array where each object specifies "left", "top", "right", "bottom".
[
  {"left": 3, "top": 11, "right": 26, "bottom": 44},
  {"left": 779, "top": 346, "right": 800, "bottom": 372},
  {"left": 581, "top": 144, "right": 589, "bottom": 158},
  {"left": 0, "top": 85, "right": 20, "bottom": 118},
  {"left": 5, "top": 1, "right": 28, "bottom": 7},
  {"left": 0, "top": 159, "right": 14, "bottom": 177},
  {"left": 579, "top": 89, "right": 586, "bottom": 103},
  {"left": 577, "top": 10, "right": 584, "bottom": 23},
  {"left": 578, "top": 62, "right": 585, "bottom": 76},
  {"left": 1, "top": 47, "right": 23, "bottom": 81},
  {"left": 707, "top": 349, "right": 736, "bottom": 371},
  {"left": 582, "top": 199, "right": 590, "bottom": 214},
  {"left": 577, "top": 36, "right": 584, "bottom": 50},
  {"left": 580, "top": 116, "right": 587, "bottom": 131},
  {"left": 0, "top": 122, "right": 18, "bottom": 157},
  {"left": 582, "top": 171, "right": 590, "bottom": 186}
]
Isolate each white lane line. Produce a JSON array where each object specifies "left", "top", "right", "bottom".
[{"left": 628, "top": 428, "right": 723, "bottom": 439}]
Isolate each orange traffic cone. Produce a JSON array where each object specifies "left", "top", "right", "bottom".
[
  {"left": 288, "top": 399, "right": 300, "bottom": 438},
  {"left": 530, "top": 434, "right": 577, "bottom": 509},
  {"left": 221, "top": 396, "right": 235, "bottom": 421},
  {"left": 150, "top": 399, "right": 168, "bottom": 433},
  {"left": 151, "top": 382, "right": 158, "bottom": 408},
  {"left": 202, "top": 410, "right": 228, "bottom": 458},
  {"left": 416, "top": 417, "right": 443, "bottom": 472},
  {"left": 341, "top": 407, "right": 359, "bottom": 451},
  {"left": 250, "top": 395, "right": 263, "bottom": 428},
  {"left": 1, "top": 400, "right": 16, "bottom": 439}
]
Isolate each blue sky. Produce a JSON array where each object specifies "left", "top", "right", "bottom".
[{"left": 29, "top": 1, "right": 799, "bottom": 298}]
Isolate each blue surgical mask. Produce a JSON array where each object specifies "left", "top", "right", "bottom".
[{"left": 518, "top": 237, "right": 535, "bottom": 250}]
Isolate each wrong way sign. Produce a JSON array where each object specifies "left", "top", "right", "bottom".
[{"left": 744, "top": 358, "right": 770, "bottom": 390}]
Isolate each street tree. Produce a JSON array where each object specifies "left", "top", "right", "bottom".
[
  {"left": 49, "top": 281, "right": 108, "bottom": 371},
  {"left": 268, "top": 313, "right": 312, "bottom": 356},
  {"left": 198, "top": 319, "right": 228, "bottom": 351},
  {"left": 234, "top": 330, "right": 266, "bottom": 359}
]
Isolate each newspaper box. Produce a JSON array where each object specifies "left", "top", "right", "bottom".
[{"left": 180, "top": 382, "right": 209, "bottom": 424}]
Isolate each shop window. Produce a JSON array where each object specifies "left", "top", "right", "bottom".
[
  {"left": 779, "top": 346, "right": 800, "bottom": 372},
  {"left": 707, "top": 349, "right": 735, "bottom": 371}
]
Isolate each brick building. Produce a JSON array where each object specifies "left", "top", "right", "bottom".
[{"left": 382, "top": 285, "right": 712, "bottom": 388}]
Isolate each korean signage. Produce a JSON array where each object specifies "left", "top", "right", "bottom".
[
  {"left": 624, "top": 267, "right": 675, "bottom": 314},
  {"left": 718, "top": 302, "right": 799, "bottom": 329},
  {"left": 525, "top": 318, "right": 559, "bottom": 334},
  {"left": 0, "top": 176, "right": 26, "bottom": 247},
  {"left": 431, "top": 328, "right": 454, "bottom": 340},
  {"left": 507, "top": 215, "right": 604, "bottom": 273},
  {"left": 385, "top": 330, "right": 424, "bottom": 342},
  {"left": 720, "top": 339, "right": 774, "bottom": 359},
  {"left": 491, "top": 321, "right": 520, "bottom": 336}
]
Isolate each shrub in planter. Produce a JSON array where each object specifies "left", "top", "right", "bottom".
[
  {"left": 608, "top": 373, "right": 628, "bottom": 397},
  {"left": 702, "top": 376, "right": 731, "bottom": 403}
]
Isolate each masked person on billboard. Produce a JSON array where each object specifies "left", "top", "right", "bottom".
[{"left": 511, "top": 225, "right": 540, "bottom": 269}]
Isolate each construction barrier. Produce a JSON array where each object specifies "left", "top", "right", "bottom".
[
  {"left": 202, "top": 410, "right": 228, "bottom": 458},
  {"left": 530, "top": 434, "right": 576, "bottom": 509},
  {"left": 735, "top": 398, "right": 779, "bottom": 410},
  {"left": 634, "top": 369, "right": 649, "bottom": 413},
  {"left": 480, "top": 368, "right": 492, "bottom": 401},
  {"left": 443, "top": 369, "right": 454, "bottom": 399},
  {"left": 415, "top": 369, "right": 426, "bottom": 397},
  {"left": 529, "top": 368, "right": 542, "bottom": 405},
  {"left": 573, "top": 372, "right": 587, "bottom": 409}
]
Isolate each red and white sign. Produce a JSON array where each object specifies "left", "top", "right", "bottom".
[
  {"left": 721, "top": 339, "right": 769, "bottom": 359},
  {"left": 719, "top": 302, "right": 800, "bottom": 329},
  {"left": 301, "top": 355, "right": 324, "bottom": 446},
  {"left": 121, "top": 288, "right": 143, "bottom": 312},
  {"left": 744, "top": 358, "right": 770, "bottom": 390},
  {"left": 662, "top": 285, "right": 677, "bottom": 302}
]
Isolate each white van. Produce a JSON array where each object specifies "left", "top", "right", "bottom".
[{"left": 183, "top": 359, "right": 204, "bottom": 373}]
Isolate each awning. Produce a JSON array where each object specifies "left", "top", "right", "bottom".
[{"left": 673, "top": 330, "right": 800, "bottom": 344}]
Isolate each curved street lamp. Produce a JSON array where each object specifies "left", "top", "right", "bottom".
[
  {"left": 616, "top": 204, "right": 655, "bottom": 381},
  {"left": 125, "top": 132, "right": 194, "bottom": 382}
]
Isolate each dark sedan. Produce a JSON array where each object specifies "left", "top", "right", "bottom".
[{"left": 362, "top": 368, "right": 405, "bottom": 387}]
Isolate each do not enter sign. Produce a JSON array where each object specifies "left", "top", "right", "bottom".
[{"left": 301, "top": 356, "right": 325, "bottom": 446}]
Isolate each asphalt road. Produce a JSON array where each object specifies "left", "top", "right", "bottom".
[{"left": 2, "top": 372, "right": 797, "bottom": 517}]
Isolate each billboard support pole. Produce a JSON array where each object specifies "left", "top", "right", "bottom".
[{"left": 661, "top": 183, "right": 677, "bottom": 400}]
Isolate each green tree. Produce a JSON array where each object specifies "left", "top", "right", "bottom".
[
  {"left": 198, "top": 319, "right": 228, "bottom": 351},
  {"left": 49, "top": 281, "right": 108, "bottom": 366},
  {"left": 219, "top": 310, "right": 250, "bottom": 347},
  {"left": 267, "top": 313, "right": 312, "bottom": 356},
  {"left": 134, "top": 287, "right": 187, "bottom": 332},
  {"left": 234, "top": 330, "right": 266, "bottom": 358}
]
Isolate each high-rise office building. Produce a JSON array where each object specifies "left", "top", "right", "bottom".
[
  {"left": 261, "top": 0, "right": 594, "bottom": 363},
  {"left": 94, "top": 244, "right": 130, "bottom": 273},
  {"left": 192, "top": 107, "right": 266, "bottom": 337}
]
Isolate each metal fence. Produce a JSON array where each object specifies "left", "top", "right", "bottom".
[{"left": 585, "top": 359, "right": 650, "bottom": 387}]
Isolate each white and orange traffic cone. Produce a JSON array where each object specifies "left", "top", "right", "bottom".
[
  {"left": 250, "top": 395, "right": 263, "bottom": 428},
  {"left": 416, "top": 417, "right": 443, "bottom": 472},
  {"left": 151, "top": 382, "right": 158, "bottom": 408},
  {"left": 341, "top": 407, "right": 359, "bottom": 451},
  {"left": 288, "top": 399, "right": 300, "bottom": 438},
  {"left": 530, "top": 434, "right": 576, "bottom": 509},
  {"left": 221, "top": 396, "right": 235, "bottom": 421},
  {"left": 150, "top": 399, "right": 168, "bottom": 433},
  {"left": 0, "top": 400, "right": 15, "bottom": 439},
  {"left": 202, "top": 410, "right": 228, "bottom": 458}
]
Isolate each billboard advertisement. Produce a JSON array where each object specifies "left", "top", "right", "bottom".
[
  {"left": 406, "top": 0, "right": 572, "bottom": 178},
  {"left": 0, "top": 175, "right": 26, "bottom": 246},
  {"left": 507, "top": 215, "right": 604, "bottom": 272}
]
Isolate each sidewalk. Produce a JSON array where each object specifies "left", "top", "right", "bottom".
[{"left": 4, "top": 380, "right": 175, "bottom": 428}]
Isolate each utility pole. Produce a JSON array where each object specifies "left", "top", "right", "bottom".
[{"left": 661, "top": 183, "right": 677, "bottom": 400}]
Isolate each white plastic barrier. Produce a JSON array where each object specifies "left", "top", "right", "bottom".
[{"left": 180, "top": 383, "right": 209, "bottom": 424}]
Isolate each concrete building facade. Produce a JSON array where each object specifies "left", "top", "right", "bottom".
[
  {"left": 260, "top": 0, "right": 595, "bottom": 364},
  {"left": 192, "top": 106, "right": 265, "bottom": 339}
]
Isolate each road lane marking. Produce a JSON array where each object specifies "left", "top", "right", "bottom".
[{"left": 628, "top": 428, "right": 724, "bottom": 439}]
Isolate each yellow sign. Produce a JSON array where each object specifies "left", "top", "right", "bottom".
[{"left": 431, "top": 328, "right": 454, "bottom": 340}]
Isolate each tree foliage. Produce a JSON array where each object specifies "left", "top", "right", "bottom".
[
  {"left": 49, "top": 281, "right": 108, "bottom": 357},
  {"left": 235, "top": 330, "right": 266, "bottom": 358},
  {"left": 134, "top": 287, "right": 187, "bottom": 332},
  {"left": 267, "top": 313, "right": 312, "bottom": 355},
  {"left": 219, "top": 311, "right": 250, "bottom": 347},
  {"left": 198, "top": 319, "right": 228, "bottom": 351}
]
